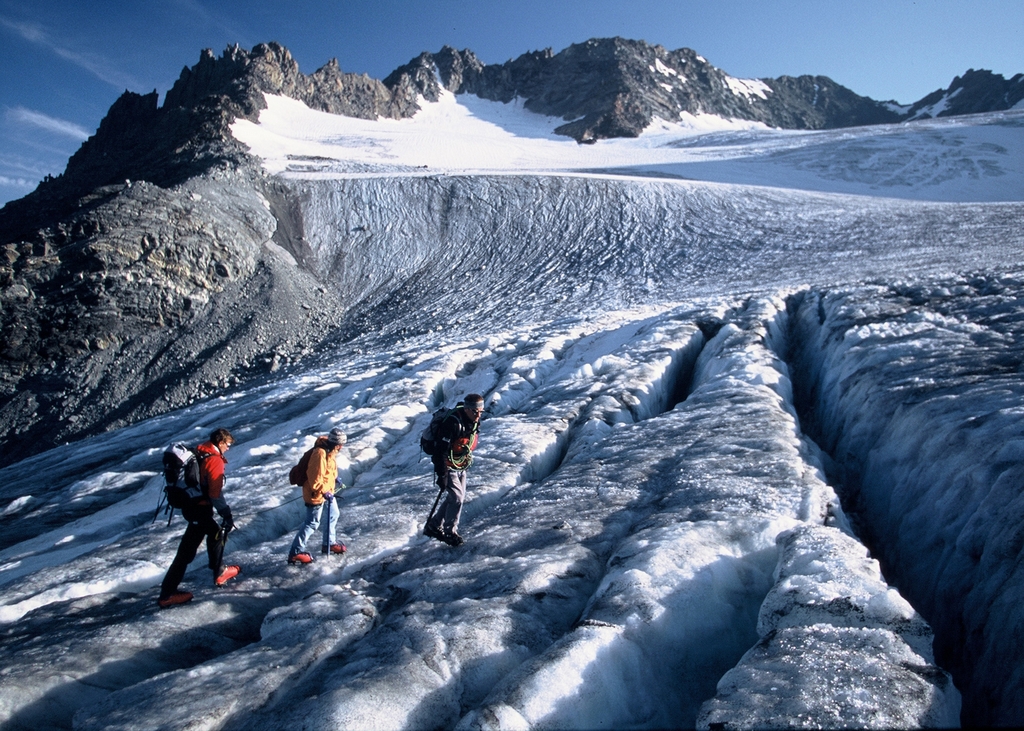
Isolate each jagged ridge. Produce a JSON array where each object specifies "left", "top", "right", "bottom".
[
  {"left": 395, "top": 38, "right": 901, "bottom": 142},
  {"left": 904, "top": 68, "right": 1024, "bottom": 120}
]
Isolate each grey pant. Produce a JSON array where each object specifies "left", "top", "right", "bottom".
[{"left": 428, "top": 469, "right": 467, "bottom": 534}]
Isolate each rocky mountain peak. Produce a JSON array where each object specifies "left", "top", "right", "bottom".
[
  {"left": 387, "top": 36, "right": 899, "bottom": 142},
  {"left": 0, "top": 41, "right": 440, "bottom": 240},
  {"left": 5, "top": 36, "right": 1017, "bottom": 219},
  {"left": 905, "top": 67, "right": 1024, "bottom": 120},
  {"left": 162, "top": 42, "right": 299, "bottom": 118}
]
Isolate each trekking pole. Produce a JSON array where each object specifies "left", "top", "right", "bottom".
[
  {"left": 425, "top": 479, "right": 445, "bottom": 527},
  {"left": 248, "top": 495, "right": 302, "bottom": 515},
  {"left": 325, "top": 493, "right": 332, "bottom": 549},
  {"left": 152, "top": 490, "right": 166, "bottom": 524}
]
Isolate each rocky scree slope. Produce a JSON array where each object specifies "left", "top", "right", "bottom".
[
  {"left": 0, "top": 173, "right": 346, "bottom": 467},
  {"left": 0, "top": 41, "right": 450, "bottom": 466}
]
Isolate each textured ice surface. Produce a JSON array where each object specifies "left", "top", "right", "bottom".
[
  {"left": 697, "top": 525, "right": 960, "bottom": 729},
  {"left": 1, "top": 97, "right": 1023, "bottom": 729}
]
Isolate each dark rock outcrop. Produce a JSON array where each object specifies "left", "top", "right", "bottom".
[
  {"left": 904, "top": 68, "right": 1024, "bottom": 120},
  {"left": 404, "top": 38, "right": 901, "bottom": 142},
  {"left": 0, "top": 173, "right": 345, "bottom": 466},
  {"left": 394, "top": 38, "right": 1020, "bottom": 141}
]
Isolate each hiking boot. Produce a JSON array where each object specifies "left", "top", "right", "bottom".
[
  {"left": 288, "top": 552, "right": 314, "bottom": 565},
  {"left": 322, "top": 543, "right": 347, "bottom": 555},
  {"left": 215, "top": 565, "right": 241, "bottom": 586},
  {"left": 424, "top": 524, "right": 445, "bottom": 541},
  {"left": 444, "top": 531, "right": 465, "bottom": 547},
  {"left": 157, "top": 591, "right": 193, "bottom": 608}
]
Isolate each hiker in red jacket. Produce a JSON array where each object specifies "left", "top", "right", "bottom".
[{"left": 158, "top": 428, "right": 241, "bottom": 607}]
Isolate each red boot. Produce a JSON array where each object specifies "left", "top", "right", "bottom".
[
  {"left": 215, "top": 565, "right": 241, "bottom": 586},
  {"left": 158, "top": 591, "right": 193, "bottom": 608}
]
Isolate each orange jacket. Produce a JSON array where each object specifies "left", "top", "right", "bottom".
[{"left": 302, "top": 437, "right": 338, "bottom": 505}]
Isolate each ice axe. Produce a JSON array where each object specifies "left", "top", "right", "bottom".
[{"left": 214, "top": 517, "right": 235, "bottom": 554}]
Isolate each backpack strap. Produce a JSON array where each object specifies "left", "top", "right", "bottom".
[{"left": 195, "top": 449, "right": 214, "bottom": 496}]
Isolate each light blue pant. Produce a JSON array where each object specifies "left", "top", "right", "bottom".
[{"left": 289, "top": 500, "right": 340, "bottom": 556}]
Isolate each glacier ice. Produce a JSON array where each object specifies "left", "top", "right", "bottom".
[{"left": 2, "top": 98, "right": 1024, "bottom": 729}]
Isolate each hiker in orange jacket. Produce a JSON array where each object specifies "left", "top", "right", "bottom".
[
  {"left": 288, "top": 428, "right": 347, "bottom": 564},
  {"left": 158, "top": 428, "right": 240, "bottom": 607}
]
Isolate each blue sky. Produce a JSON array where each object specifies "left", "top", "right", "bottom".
[{"left": 1, "top": 0, "right": 1022, "bottom": 207}]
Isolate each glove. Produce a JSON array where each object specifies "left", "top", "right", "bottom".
[
  {"left": 221, "top": 512, "right": 235, "bottom": 533},
  {"left": 323, "top": 492, "right": 334, "bottom": 503}
]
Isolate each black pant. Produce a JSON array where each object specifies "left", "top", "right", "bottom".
[{"left": 160, "top": 503, "right": 225, "bottom": 597}]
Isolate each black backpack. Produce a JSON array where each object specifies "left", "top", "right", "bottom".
[
  {"left": 419, "top": 407, "right": 454, "bottom": 455},
  {"left": 162, "top": 442, "right": 206, "bottom": 509}
]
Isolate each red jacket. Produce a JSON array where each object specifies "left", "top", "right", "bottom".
[{"left": 196, "top": 441, "right": 230, "bottom": 515}]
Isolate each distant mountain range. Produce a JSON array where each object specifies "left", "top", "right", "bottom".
[
  {"left": 5, "top": 37, "right": 1023, "bottom": 229},
  {"left": 0, "top": 37, "right": 1021, "bottom": 466}
]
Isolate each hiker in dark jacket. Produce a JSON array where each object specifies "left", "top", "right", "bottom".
[
  {"left": 158, "top": 428, "right": 240, "bottom": 608},
  {"left": 288, "top": 428, "right": 347, "bottom": 564},
  {"left": 424, "top": 394, "right": 484, "bottom": 546}
]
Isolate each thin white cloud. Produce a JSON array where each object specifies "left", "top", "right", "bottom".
[
  {"left": 0, "top": 14, "right": 142, "bottom": 90},
  {"left": 8, "top": 107, "right": 90, "bottom": 141},
  {"left": 170, "top": 0, "right": 248, "bottom": 46},
  {"left": 0, "top": 175, "right": 35, "bottom": 188}
]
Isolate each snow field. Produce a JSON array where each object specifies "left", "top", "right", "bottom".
[
  {"left": 73, "top": 583, "right": 378, "bottom": 731},
  {"left": 457, "top": 298, "right": 866, "bottom": 728},
  {"left": 288, "top": 173, "right": 1024, "bottom": 354},
  {"left": 232, "top": 93, "right": 1024, "bottom": 202},
  {"left": 240, "top": 312, "right": 716, "bottom": 730},
  {"left": 4, "top": 92, "right": 1024, "bottom": 728}
]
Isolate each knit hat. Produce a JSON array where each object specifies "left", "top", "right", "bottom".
[{"left": 327, "top": 428, "right": 346, "bottom": 446}]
